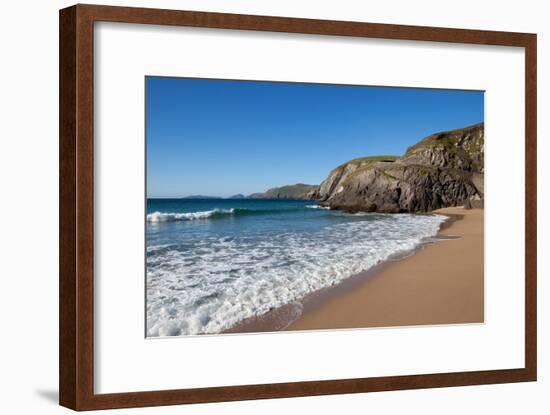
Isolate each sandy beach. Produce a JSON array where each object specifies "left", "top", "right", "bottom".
[
  {"left": 288, "top": 206, "right": 484, "bottom": 330},
  {"left": 228, "top": 206, "right": 483, "bottom": 333}
]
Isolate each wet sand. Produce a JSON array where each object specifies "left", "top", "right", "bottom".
[{"left": 227, "top": 206, "right": 483, "bottom": 333}]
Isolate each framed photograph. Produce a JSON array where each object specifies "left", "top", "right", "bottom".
[{"left": 59, "top": 4, "right": 537, "bottom": 410}]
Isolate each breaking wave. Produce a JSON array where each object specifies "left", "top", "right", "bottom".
[
  {"left": 146, "top": 206, "right": 317, "bottom": 223},
  {"left": 147, "top": 209, "right": 235, "bottom": 223}
]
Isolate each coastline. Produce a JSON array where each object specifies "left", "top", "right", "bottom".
[{"left": 226, "top": 206, "right": 484, "bottom": 334}]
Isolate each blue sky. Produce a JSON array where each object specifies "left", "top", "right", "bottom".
[{"left": 146, "top": 77, "right": 484, "bottom": 198}]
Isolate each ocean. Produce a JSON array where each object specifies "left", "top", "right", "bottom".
[{"left": 146, "top": 198, "right": 446, "bottom": 336}]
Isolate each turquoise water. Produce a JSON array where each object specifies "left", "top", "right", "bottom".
[
  {"left": 147, "top": 198, "right": 366, "bottom": 245},
  {"left": 146, "top": 198, "right": 446, "bottom": 336}
]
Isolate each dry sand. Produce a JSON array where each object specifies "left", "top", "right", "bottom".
[{"left": 286, "top": 206, "right": 484, "bottom": 331}]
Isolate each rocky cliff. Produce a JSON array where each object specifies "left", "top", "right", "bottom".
[
  {"left": 316, "top": 123, "right": 484, "bottom": 213},
  {"left": 248, "top": 183, "right": 319, "bottom": 200}
]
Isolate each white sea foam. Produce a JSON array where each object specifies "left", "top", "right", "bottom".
[
  {"left": 305, "top": 205, "right": 331, "bottom": 209},
  {"left": 146, "top": 214, "right": 447, "bottom": 336},
  {"left": 147, "top": 208, "right": 234, "bottom": 223}
]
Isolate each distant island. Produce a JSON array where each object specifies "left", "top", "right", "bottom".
[
  {"left": 178, "top": 186, "right": 318, "bottom": 200},
  {"left": 180, "top": 195, "right": 221, "bottom": 200}
]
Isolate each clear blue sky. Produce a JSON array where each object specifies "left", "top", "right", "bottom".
[{"left": 146, "top": 77, "right": 484, "bottom": 198}]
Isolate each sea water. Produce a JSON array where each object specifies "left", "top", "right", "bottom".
[{"left": 146, "top": 198, "right": 446, "bottom": 336}]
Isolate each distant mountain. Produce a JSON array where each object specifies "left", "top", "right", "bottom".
[
  {"left": 248, "top": 183, "right": 318, "bottom": 200},
  {"left": 227, "top": 194, "right": 246, "bottom": 199},
  {"left": 313, "top": 123, "right": 484, "bottom": 213},
  {"left": 181, "top": 195, "right": 221, "bottom": 199}
]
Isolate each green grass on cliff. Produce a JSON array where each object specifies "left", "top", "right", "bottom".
[
  {"left": 348, "top": 155, "right": 400, "bottom": 163},
  {"left": 332, "top": 155, "right": 399, "bottom": 172}
]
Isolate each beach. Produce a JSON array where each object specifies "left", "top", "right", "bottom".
[
  {"left": 145, "top": 80, "right": 486, "bottom": 338},
  {"left": 288, "top": 206, "right": 484, "bottom": 330},
  {"left": 228, "top": 206, "right": 483, "bottom": 333}
]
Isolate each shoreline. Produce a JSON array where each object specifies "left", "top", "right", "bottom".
[{"left": 226, "top": 206, "right": 483, "bottom": 334}]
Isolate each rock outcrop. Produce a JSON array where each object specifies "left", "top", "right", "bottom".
[
  {"left": 317, "top": 123, "right": 484, "bottom": 213},
  {"left": 248, "top": 183, "right": 319, "bottom": 200}
]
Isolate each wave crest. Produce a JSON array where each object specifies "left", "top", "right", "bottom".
[
  {"left": 147, "top": 206, "right": 317, "bottom": 223},
  {"left": 147, "top": 208, "right": 234, "bottom": 223},
  {"left": 305, "top": 205, "right": 330, "bottom": 210}
]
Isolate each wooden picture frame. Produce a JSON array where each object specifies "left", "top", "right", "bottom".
[{"left": 59, "top": 4, "right": 537, "bottom": 410}]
